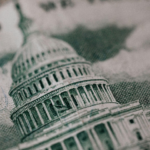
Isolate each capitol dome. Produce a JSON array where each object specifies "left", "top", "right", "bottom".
[
  {"left": 9, "top": 33, "right": 118, "bottom": 143},
  {"left": 11, "top": 33, "right": 78, "bottom": 84}
]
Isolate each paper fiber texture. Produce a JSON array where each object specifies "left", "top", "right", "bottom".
[{"left": 0, "top": 0, "right": 150, "bottom": 150}]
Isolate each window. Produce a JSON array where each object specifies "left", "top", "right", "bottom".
[
  {"left": 53, "top": 74, "right": 58, "bottom": 82},
  {"left": 48, "top": 50, "right": 51, "bottom": 54},
  {"left": 26, "top": 59, "right": 29, "bottom": 66},
  {"left": 31, "top": 57, "right": 35, "bottom": 64},
  {"left": 34, "top": 69, "right": 38, "bottom": 74},
  {"left": 136, "top": 131, "right": 143, "bottom": 141},
  {"left": 36, "top": 54, "right": 40, "bottom": 58},
  {"left": 41, "top": 66, "right": 45, "bottom": 71},
  {"left": 28, "top": 73, "right": 32, "bottom": 77},
  {"left": 39, "top": 80, "right": 44, "bottom": 89},
  {"left": 129, "top": 119, "right": 134, "bottom": 124},
  {"left": 60, "top": 71, "right": 65, "bottom": 79},
  {"left": 67, "top": 69, "right": 71, "bottom": 77},
  {"left": 63, "top": 97, "right": 71, "bottom": 109},
  {"left": 47, "top": 63, "right": 52, "bottom": 67},
  {"left": 42, "top": 52, "right": 45, "bottom": 56},
  {"left": 46, "top": 77, "right": 51, "bottom": 85}
]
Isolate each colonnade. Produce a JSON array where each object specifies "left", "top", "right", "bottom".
[
  {"left": 15, "top": 83, "right": 115, "bottom": 135},
  {"left": 13, "top": 64, "right": 92, "bottom": 105},
  {"left": 42, "top": 122, "right": 116, "bottom": 150},
  {"left": 42, "top": 114, "right": 149, "bottom": 150}
]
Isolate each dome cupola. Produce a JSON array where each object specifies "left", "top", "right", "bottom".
[{"left": 11, "top": 33, "right": 78, "bottom": 84}]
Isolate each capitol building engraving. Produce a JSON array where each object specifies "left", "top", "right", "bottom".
[{"left": 8, "top": 1, "right": 150, "bottom": 150}]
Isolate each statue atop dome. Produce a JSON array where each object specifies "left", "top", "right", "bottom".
[{"left": 14, "top": 0, "right": 33, "bottom": 45}]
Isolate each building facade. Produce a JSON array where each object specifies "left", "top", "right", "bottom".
[{"left": 8, "top": 1, "right": 150, "bottom": 150}]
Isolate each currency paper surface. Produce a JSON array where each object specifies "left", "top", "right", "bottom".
[{"left": 0, "top": 0, "right": 150, "bottom": 150}]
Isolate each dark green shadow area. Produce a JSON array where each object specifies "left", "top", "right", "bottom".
[
  {"left": 53, "top": 26, "right": 133, "bottom": 62},
  {"left": 110, "top": 81, "right": 150, "bottom": 104}
]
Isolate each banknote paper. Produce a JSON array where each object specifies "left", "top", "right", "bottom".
[{"left": 0, "top": 0, "right": 150, "bottom": 150}]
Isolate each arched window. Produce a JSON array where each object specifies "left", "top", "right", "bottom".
[
  {"left": 53, "top": 74, "right": 58, "bottom": 82},
  {"left": 136, "top": 131, "right": 143, "bottom": 141},
  {"left": 78, "top": 68, "right": 83, "bottom": 75},
  {"left": 28, "top": 87, "right": 32, "bottom": 95},
  {"left": 18, "top": 92, "right": 23, "bottom": 101},
  {"left": 73, "top": 68, "right": 78, "bottom": 76},
  {"left": 31, "top": 57, "right": 35, "bottom": 64},
  {"left": 63, "top": 97, "right": 71, "bottom": 109},
  {"left": 60, "top": 71, "right": 65, "bottom": 79},
  {"left": 67, "top": 69, "right": 71, "bottom": 77},
  {"left": 33, "top": 83, "right": 38, "bottom": 92},
  {"left": 26, "top": 59, "right": 30, "bottom": 67},
  {"left": 22, "top": 62, "right": 25, "bottom": 70},
  {"left": 49, "top": 103, "right": 57, "bottom": 116},
  {"left": 46, "top": 77, "right": 51, "bottom": 85},
  {"left": 48, "top": 50, "right": 51, "bottom": 54},
  {"left": 71, "top": 95, "right": 78, "bottom": 106},
  {"left": 39, "top": 80, "right": 44, "bottom": 89},
  {"left": 42, "top": 52, "right": 45, "bottom": 57}
]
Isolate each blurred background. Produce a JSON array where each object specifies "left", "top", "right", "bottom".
[{"left": 0, "top": 0, "right": 150, "bottom": 149}]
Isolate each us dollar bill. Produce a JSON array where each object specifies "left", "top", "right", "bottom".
[{"left": 0, "top": 0, "right": 150, "bottom": 150}]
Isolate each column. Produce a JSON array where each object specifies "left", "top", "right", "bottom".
[
  {"left": 136, "top": 115, "right": 147, "bottom": 138},
  {"left": 105, "top": 123, "right": 118, "bottom": 148},
  {"left": 36, "top": 80, "right": 42, "bottom": 91},
  {"left": 63, "top": 68, "right": 68, "bottom": 78},
  {"left": 67, "top": 90, "right": 76, "bottom": 110},
  {"left": 118, "top": 119, "right": 130, "bottom": 144},
  {"left": 49, "top": 74, "right": 55, "bottom": 84},
  {"left": 90, "top": 85, "right": 99, "bottom": 102},
  {"left": 122, "top": 118, "right": 133, "bottom": 143},
  {"left": 35, "top": 106, "right": 44, "bottom": 125},
  {"left": 59, "top": 94, "right": 65, "bottom": 105},
  {"left": 105, "top": 86, "right": 112, "bottom": 102},
  {"left": 18, "top": 117, "right": 27, "bottom": 134},
  {"left": 69, "top": 67, "right": 75, "bottom": 77},
  {"left": 74, "top": 135, "right": 83, "bottom": 150},
  {"left": 142, "top": 113, "right": 150, "bottom": 130},
  {"left": 91, "top": 128, "right": 104, "bottom": 150},
  {"left": 42, "top": 103, "right": 52, "bottom": 121},
  {"left": 23, "top": 113, "right": 32, "bottom": 132},
  {"left": 28, "top": 109, "right": 38, "bottom": 128},
  {"left": 75, "top": 66, "right": 80, "bottom": 76},
  {"left": 102, "top": 85, "right": 110, "bottom": 102},
  {"left": 106, "top": 85, "right": 116, "bottom": 102},
  {"left": 87, "top": 130, "right": 99, "bottom": 150},
  {"left": 42, "top": 77, "right": 49, "bottom": 88},
  {"left": 61, "top": 141, "right": 67, "bottom": 150},
  {"left": 75, "top": 88, "right": 85, "bottom": 106},
  {"left": 111, "top": 121, "right": 123, "bottom": 146},
  {"left": 96, "top": 84, "right": 105, "bottom": 101},
  {"left": 83, "top": 86, "right": 92, "bottom": 104},
  {"left": 16, "top": 119, "right": 24, "bottom": 135},
  {"left": 56, "top": 71, "right": 62, "bottom": 81}
]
